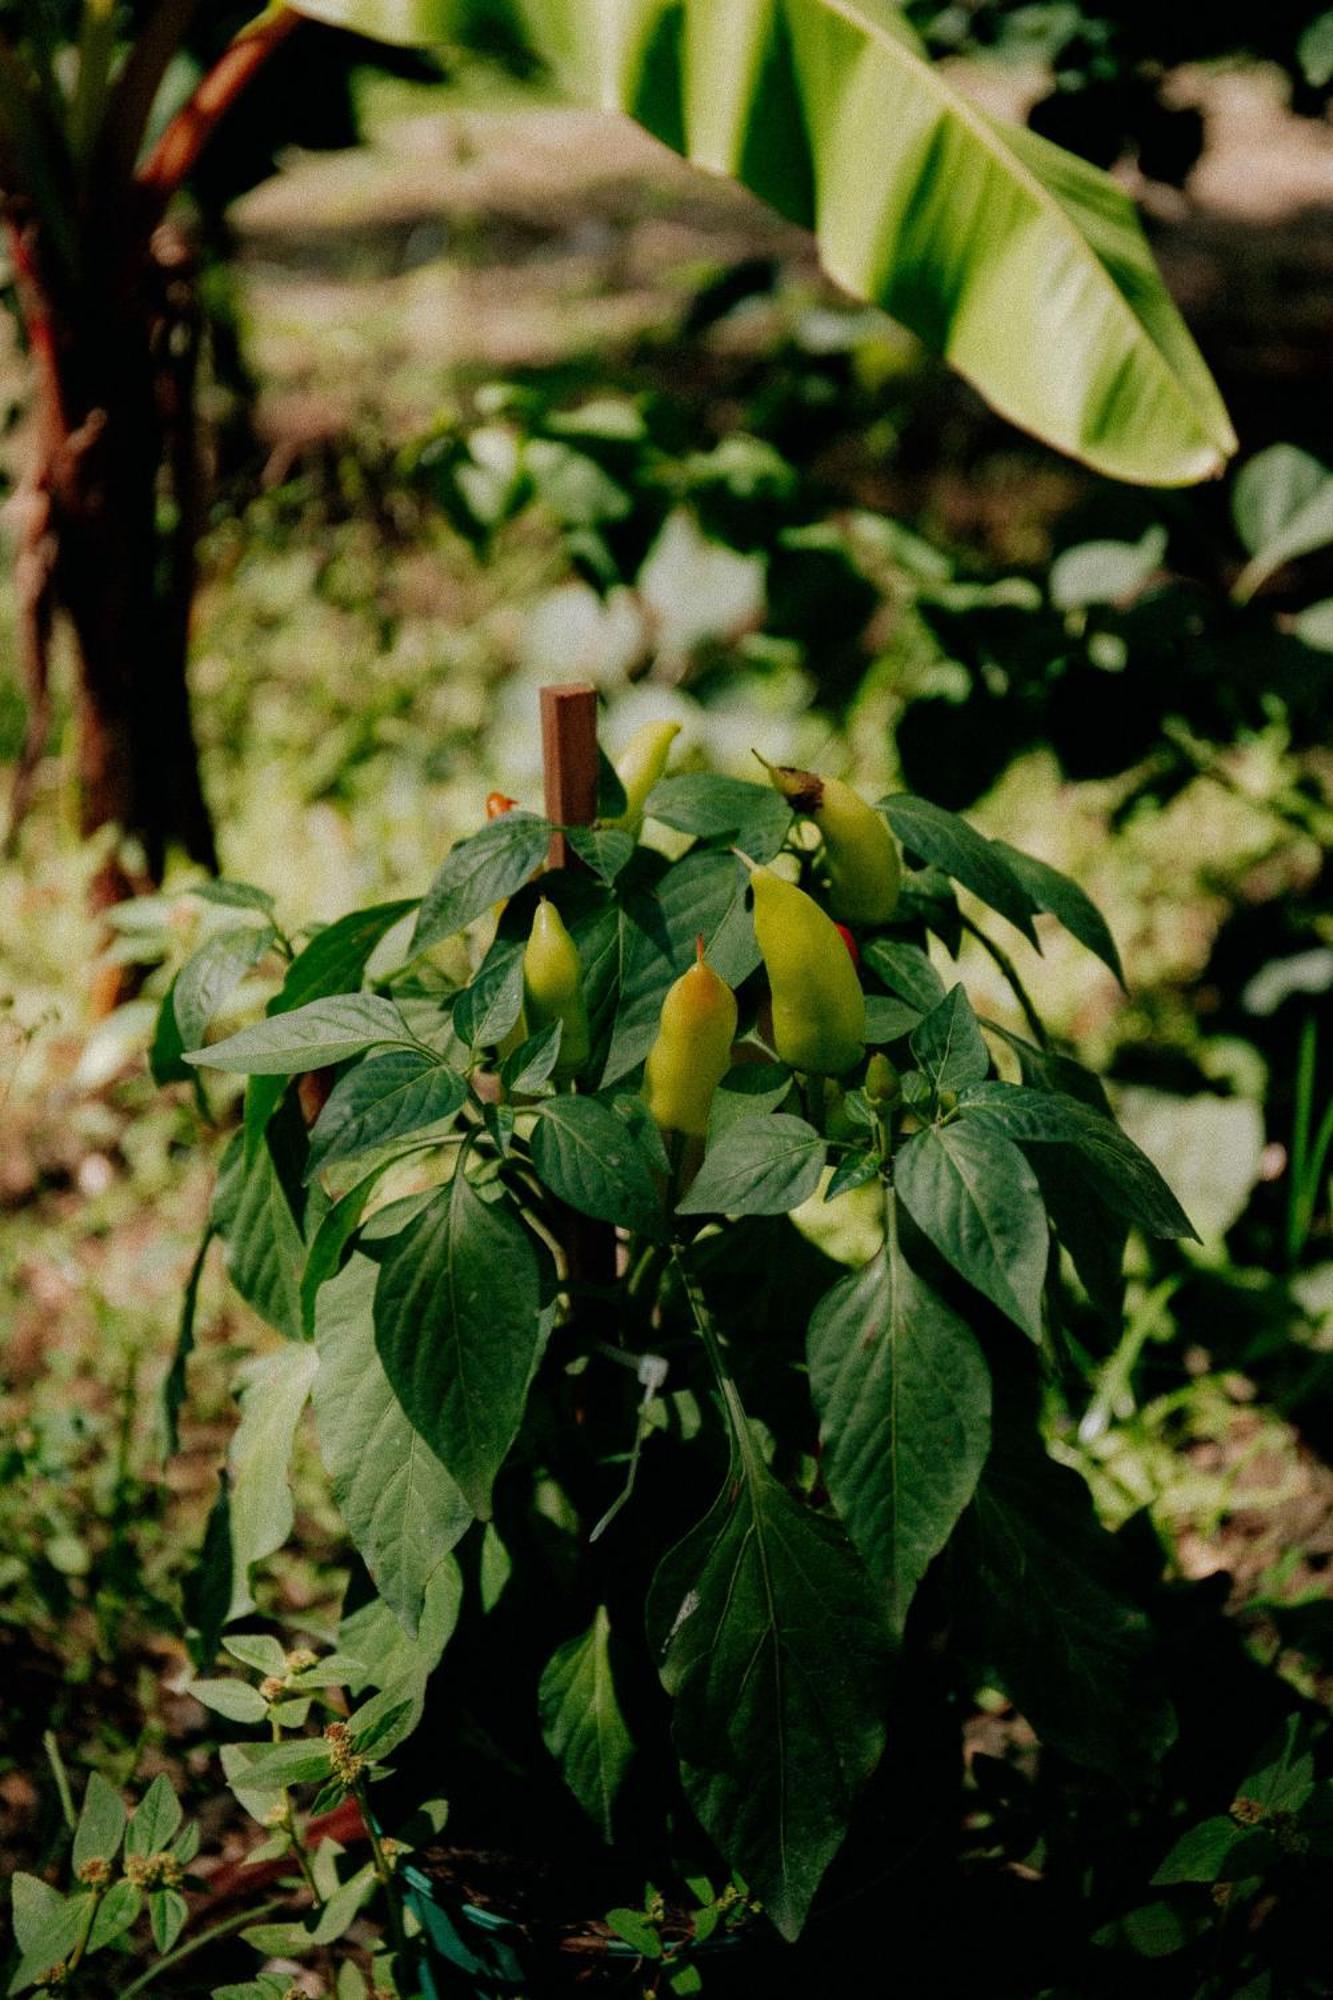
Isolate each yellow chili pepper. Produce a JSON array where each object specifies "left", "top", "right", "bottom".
[
  {"left": 744, "top": 861, "right": 866, "bottom": 1077},
  {"left": 523, "top": 899, "right": 590, "bottom": 1078},
  {"left": 759, "top": 760, "right": 901, "bottom": 925},
  {"left": 643, "top": 937, "right": 738, "bottom": 1138},
  {"left": 609, "top": 720, "right": 680, "bottom": 833}
]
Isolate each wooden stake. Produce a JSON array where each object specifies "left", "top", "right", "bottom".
[{"left": 540, "top": 682, "right": 599, "bottom": 868}]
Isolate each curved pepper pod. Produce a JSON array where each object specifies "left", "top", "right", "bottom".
[
  {"left": 643, "top": 937, "right": 739, "bottom": 1138},
  {"left": 523, "top": 899, "right": 591, "bottom": 1077},
  {"left": 609, "top": 720, "right": 681, "bottom": 832},
  {"left": 745, "top": 861, "right": 866, "bottom": 1078},
  {"left": 760, "top": 760, "right": 901, "bottom": 925}
]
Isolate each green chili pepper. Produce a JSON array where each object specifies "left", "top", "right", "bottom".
[
  {"left": 523, "top": 899, "right": 590, "bottom": 1078},
  {"left": 865, "top": 1053, "right": 901, "bottom": 1106},
  {"left": 759, "top": 759, "right": 901, "bottom": 924},
  {"left": 744, "top": 860, "right": 866, "bottom": 1077},
  {"left": 609, "top": 720, "right": 680, "bottom": 832},
  {"left": 643, "top": 937, "right": 738, "bottom": 1138}
]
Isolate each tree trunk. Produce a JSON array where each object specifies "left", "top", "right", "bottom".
[{"left": 6, "top": 207, "right": 217, "bottom": 922}]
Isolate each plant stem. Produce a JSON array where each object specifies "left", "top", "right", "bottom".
[
  {"left": 118, "top": 1897, "right": 289, "bottom": 1997},
  {"left": 961, "top": 913, "right": 1048, "bottom": 1051},
  {"left": 355, "top": 1779, "right": 414, "bottom": 1972},
  {"left": 672, "top": 1245, "right": 752, "bottom": 1471},
  {"left": 271, "top": 1717, "right": 320, "bottom": 1902}
]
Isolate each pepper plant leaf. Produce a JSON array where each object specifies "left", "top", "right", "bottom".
[
  {"left": 808, "top": 1206, "right": 992, "bottom": 1632},
  {"left": 894, "top": 1122, "right": 1049, "bottom": 1340},
  {"left": 648, "top": 1436, "right": 890, "bottom": 1939},
  {"left": 186, "top": 993, "right": 415, "bottom": 1074},
  {"left": 538, "top": 1605, "right": 635, "bottom": 1843},
  {"left": 225, "top": 1343, "right": 321, "bottom": 1622},
  {"left": 290, "top": 0, "right": 1233, "bottom": 484},
  {"left": 367, "top": 1169, "right": 550, "bottom": 1515},
  {"left": 954, "top": 1434, "right": 1176, "bottom": 1777},
  {"left": 957, "top": 1083, "right": 1198, "bottom": 1240},
  {"left": 882, "top": 797, "right": 1039, "bottom": 945},
  {"left": 531, "top": 1094, "right": 668, "bottom": 1238},
  {"left": 412, "top": 811, "right": 552, "bottom": 952},
  {"left": 990, "top": 843, "right": 1125, "bottom": 987},
  {"left": 306, "top": 1050, "right": 467, "bottom": 1179},
  {"left": 909, "top": 985, "right": 991, "bottom": 1098},
  {"left": 677, "top": 1113, "right": 826, "bottom": 1216},
  {"left": 314, "top": 1254, "right": 475, "bottom": 1634}
]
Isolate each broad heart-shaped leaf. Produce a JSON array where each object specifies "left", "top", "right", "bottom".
[
  {"left": 72, "top": 1772, "right": 127, "bottom": 1871},
  {"left": 186, "top": 994, "right": 414, "bottom": 1074},
  {"left": 882, "top": 798, "right": 1038, "bottom": 946},
  {"left": 953, "top": 1433, "right": 1175, "bottom": 1778},
  {"left": 313, "top": 1253, "right": 473, "bottom": 1634},
  {"left": 647, "top": 1442, "right": 889, "bottom": 1940},
  {"left": 173, "top": 924, "right": 276, "bottom": 1055},
  {"left": 225, "top": 1343, "right": 320, "bottom": 1622},
  {"left": 531, "top": 1095, "right": 666, "bottom": 1238},
  {"left": 538, "top": 1605, "right": 634, "bottom": 1843},
  {"left": 412, "top": 811, "right": 552, "bottom": 953},
  {"left": 368, "top": 1170, "right": 549, "bottom": 1515},
  {"left": 293, "top": 0, "right": 1233, "bottom": 483},
  {"left": 909, "top": 985, "right": 990, "bottom": 1099},
  {"left": 957, "top": 1083, "right": 1198, "bottom": 1240},
  {"left": 306, "top": 1050, "right": 466, "bottom": 1179},
  {"left": 989, "top": 843, "right": 1125, "bottom": 987},
  {"left": 676, "top": 1113, "right": 826, "bottom": 1217},
  {"left": 1232, "top": 444, "right": 1333, "bottom": 603},
  {"left": 894, "top": 1123, "right": 1048, "bottom": 1341},
  {"left": 808, "top": 1214, "right": 990, "bottom": 1635}
]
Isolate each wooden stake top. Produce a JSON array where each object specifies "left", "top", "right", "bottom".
[{"left": 540, "top": 683, "right": 599, "bottom": 869}]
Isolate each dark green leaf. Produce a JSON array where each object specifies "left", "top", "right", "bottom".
[
  {"left": 861, "top": 939, "right": 945, "bottom": 1013},
  {"left": 538, "top": 1606, "right": 634, "bottom": 1843},
  {"left": 412, "top": 812, "right": 552, "bottom": 952},
  {"left": 808, "top": 1220, "right": 990, "bottom": 1633},
  {"left": 894, "top": 1124, "right": 1048, "bottom": 1340},
  {"left": 894, "top": 866, "right": 962, "bottom": 956},
  {"left": 212, "top": 1110, "right": 308, "bottom": 1340},
  {"left": 707, "top": 1062, "right": 793, "bottom": 1139},
  {"left": 644, "top": 774, "right": 791, "bottom": 861},
  {"left": 307, "top": 1051, "right": 465, "bottom": 1178},
  {"left": 881, "top": 797, "right": 1038, "bottom": 945},
  {"left": 863, "top": 995, "right": 922, "bottom": 1045},
  {"left": 955, "top": 1439, "right": 1176, "bottom": 1776},
  {"left": 369, "top": 1171, "right": 548, "bottom": 1515},
  {"left": 160, "top": 1223, "right": 213, "bottom": 1459},
  {"left": 648, "top": 1445, "right": 889, "bottom": 1939},
  {"left": 991, "top": 842, "right": 1125, "bottom": 985},
  {"left": 958, "top": 1084, "right": 1197, "bottom": 1239},
  {"left": 226, "top": 1738, "right": 335, "bottom": 1789},
  {"left": 566, "top": 825, "right": 635, "bottom": 884},
  {"left": 452, "top": 937, "right": 525, "bottom": 1049},
  {"left": 605, "top": 1909, "right": 663, "bottom": 1959},
  {"left": 824, "top": 1151, "right": 881, "bottom": 1199},
  {"left": 677, "top": 1114, "right": 826, "bottom": 1217},
  {"left": 1151, "top": 1817, "right": 1266, "bottom": 1886},
  {"left": 314, "top": 1254, "right": 473, "bottom": 1634},
  {"left": 910, "top": 986, "right": 990, "bottom": 1097},
  {"left": 531, "top": 1096, "right": 666, "bottom": 1239},
  {"left": 186, "top": 994, "right": 413, "bottom": 1074},
  {"left": 500, "top": 1021, "right": 563, "bottom": 1094},
  {"left": 300, "top": 1166, "right": 388, "bottom": 1334},
  {"left": 173, "top": 925, "right": 276, "bottom": 1053},
  {"left": 149, "top": 977, "right": 189, "bottom": 1085},
  {"left": 189, "top": 1678, "right": 269, "bottom": 1724}
]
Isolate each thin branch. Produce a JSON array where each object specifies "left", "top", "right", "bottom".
[
  {"left": 960, "top": 912, "right": 1049, "bottom": 1051},
  {"left": 136, "top": 9, "right": 301, "bottom": 210}
]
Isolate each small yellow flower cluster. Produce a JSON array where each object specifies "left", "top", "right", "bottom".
[
  {"left": 323, "top": 1721, "right": 366, "bottom": 1791},
  {"left": 122, "top": 1850, "right": 183, "bottom": 1891}
]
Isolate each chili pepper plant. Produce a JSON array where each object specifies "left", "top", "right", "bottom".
[{"left": 157, "top": 692, "right": 1196, "bottom": 1979}]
